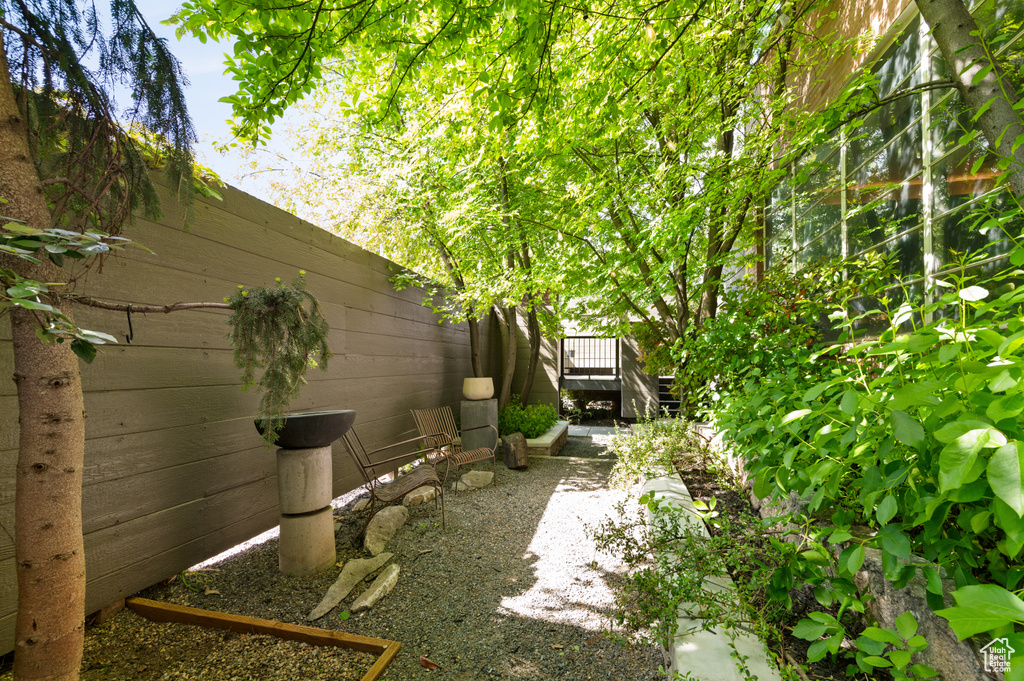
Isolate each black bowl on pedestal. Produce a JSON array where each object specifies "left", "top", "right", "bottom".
[{"left": 255, "top": 410, "right": 357, "bottom": 449}]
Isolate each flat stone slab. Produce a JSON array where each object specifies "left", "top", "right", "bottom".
[
  {"left": 567, "top": 425, "right": 620, "bottom": 437},
  {"left": 453, "top": 470, "right": 494, "bottom": 491},
  {"left": 307, "top": 552, "right": 393, "bottom": 620},
  {"left": 644, "top": 472, "right": 781, "bottom": 681},
  {"left": 364, "top": 506, "right": 408, "bottom": 556},
  {"left": 526, "top": 421, "right": 569, "bottom": 456},
  {"left": 403, "top": 487, "right": 437, "bottom": 506},
  {"left": 351, "top": 563, "right": 400, "bottom": 612}
]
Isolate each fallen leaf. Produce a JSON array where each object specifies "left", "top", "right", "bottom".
[
  {"left": 420, "top": 656, "right": 442, "bottom": 670},
  {"left": 203, "top": 586, "right": 220, "bottom": 596},
  {"left": 551, "top": 644, "right": 564, "bottom": 650}
]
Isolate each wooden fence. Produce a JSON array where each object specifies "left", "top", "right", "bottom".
[{"left": 0, "top": 182, "right": 495, "bottom": 653}]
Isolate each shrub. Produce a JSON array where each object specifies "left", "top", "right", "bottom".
[
  {"left": 498, "top": 398, "right": 558, "bottom": 438},
  {"left": 608, "top": 416, "right": 715, "bottom": 488},
  {"left": 683, "top": 240, "right": 1024, "bottom": 673}
]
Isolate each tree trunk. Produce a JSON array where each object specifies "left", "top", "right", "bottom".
[
  {"left": 467, "top": 313, "right": 483, "bottom": 378},
  {"left": 916, "top": 0, "right": 1024, "bottom": 196},
  {"left": 0, "top": 35, "right": 87, "bottom": 681},
  {"left": 496, "top": 305, "right": 517, "bottom": 412},
  {"left": 518, "top": 303, "right": 541, "bottom": 406}
]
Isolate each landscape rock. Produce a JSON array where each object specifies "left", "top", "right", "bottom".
[
  {"left": 453, "top": 470, "right": 494, "bottom": 492},
  {"left": 502, "top": 433, "right": 528, "bottom": 469},
  {"left": 351, "top": 498, "right": 370, "bottom": 513},
  {"left": 364, "top": 505, "right": 409, "bottom": 556},
  {"left": 403, "top": 487, "right": 437, "bottom": 507},
  {"left": 307, "top": 552, "right": 393, "bottom": 620},
  {"left": 855, "top": 548, "right": 987, "bottom": 681},
  {"left": 351, "top": 564, "right": 401, "bottom": 612}
]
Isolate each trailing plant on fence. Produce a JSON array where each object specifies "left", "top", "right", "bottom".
[
  {"left": 498, "top": 397, "right": 558, "bottom": 438},
  {"left": 227, "top": 272, "right": 332, "bottom": 443}
]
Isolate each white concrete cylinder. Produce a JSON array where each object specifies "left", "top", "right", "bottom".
[
  {"left": 276, "top": 446, "right": 333, "bottom": 514},
  {"left": 278, "top": 507, "right": 336, "bottom": 575}
]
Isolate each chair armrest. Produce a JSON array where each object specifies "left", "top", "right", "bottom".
[
  {"left": 365, "top": 434, "right": 444, "bottom": 457},
  {"left": 365, "top": 447, "right": 444, "bottom": 469},
  {"left": 461, "top": 423, "right": 500, "bottom": 453}
]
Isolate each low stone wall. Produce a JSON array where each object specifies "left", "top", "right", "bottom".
[{"left": 525, "top": 421, "right": 569, "bottom": 456}]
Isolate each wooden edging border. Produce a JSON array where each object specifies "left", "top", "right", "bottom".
[{"left": 126, "top": 597, "right": 401, "bottom": 681}]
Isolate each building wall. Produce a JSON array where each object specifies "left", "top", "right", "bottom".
[
  {"left": 791, "top": 0, "right": 915, "bottom": 112},
  {"left": 772, "top": 0, "right": 1022, "bottom": 296},
  {"left": 0, "top": 182, "right": 491, "bottom": 653},
  {"left": 621, "top": 338, "right": 659, "bottom": 419}
]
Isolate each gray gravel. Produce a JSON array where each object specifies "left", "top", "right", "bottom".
[{"left": 43, "top": 437, "right": 663, "bottom": 680}]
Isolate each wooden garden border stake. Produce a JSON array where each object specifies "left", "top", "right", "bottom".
[{"left": 126, "top": 597, "right": 401, "bottom": 681}]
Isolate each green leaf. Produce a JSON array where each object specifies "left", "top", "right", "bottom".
[
  {"left": 988, "top": 393, "right": 1024, "bottom": 422},
  {"left": 876, "top": 494, "right": 898, "bottom": 524},
  {"left": 938, "top": 342, "right": 961, "bottom": 362},
  {"left": 840, "top": 390, "right": 858, "bottom": 415},
  {"left": 989, "top": 370, "right": 1019, "bottom": 393},
  {"left": 847, "top": 543, "right": 866, "bottom": 573},
  {"left": 863, "top": 655, "right": 892, "bottom": 667},
  {"left": 989, "top": 442, "right": 1024, "bottom": 516},
  {"left": 781, "top": 409, "right": 811, "bottom": 425},
  {"left": 793, "top": 618, "right": 829, "bottom": 640},
  {"left": 923, "top": 566, "right": 943, "bottom": 594},
  {"left": 889, "top": 649, "right": 912, "bottom": 669},
  {"left": 861, "top": 626, "right": 903, "bottom": 646},
  {"left": 940, "top": 428, "right": 996, "bottom": 491},
  {"left": 880, "top": 525, "right": 911, "bottom": 558},
  {"left": 895, "top": 612, "right": 918, "bottom": 640},
  {"left": 937, "top": 585, "right": 1024, "bottom": 639},
  {"left": 806, "top": 638, "right": 830, "bottom": 663},
  {"left": 12, "top": 298, "right": 58, "bottom": 313},
  {"left": 70, "top": 339, "right": 98, "bottom": 363},
  {"left": 892, "top": 410, "right": 924, "bottom": 446}
]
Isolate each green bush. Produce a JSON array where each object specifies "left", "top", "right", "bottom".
[
  {"left": 681, "top": 239, "right": 1024, "bottom": 672},
  {"left": 498, "top": 398, "right": 558, "bottom": 438},
  {"left": 608, "top": 416, "right": 714, "bottom": 488}
]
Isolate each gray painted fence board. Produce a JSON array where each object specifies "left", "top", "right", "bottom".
[{"left": 0, "top": 180, "right": 495, "bottom": 656}]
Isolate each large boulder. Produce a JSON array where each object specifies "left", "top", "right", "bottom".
[
  {"left": 454, "top": 470, "right": 494, "bottom": 492},
  {"left": 855, "top": 549, "right": 989, "bottom": 681},
  {"left": 364, "top": 505, "right": 409, "bottom": 556}
]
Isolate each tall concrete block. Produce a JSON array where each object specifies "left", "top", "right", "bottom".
[{"left": 461, "top": 398, "right": 498, "bottom": 452}]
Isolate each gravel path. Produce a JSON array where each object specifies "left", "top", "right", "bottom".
[{"left": 15, "top": 437, "right": 664, "bottom": 680}]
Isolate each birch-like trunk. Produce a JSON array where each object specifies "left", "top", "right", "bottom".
[{"left": 916, "top": 0, "right": 1024, "bottom": 196}]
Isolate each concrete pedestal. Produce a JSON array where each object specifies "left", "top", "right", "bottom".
[
  {"left": 277, "top": 445, "right": 336, "bottom": 575},
  {"left": 461, "top": 398, "right": 498, "bottom": 452},
  {"left": 279, "top": 507, "right": 336, "bottom": 575}
]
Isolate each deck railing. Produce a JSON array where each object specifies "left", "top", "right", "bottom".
[{"left": 561, "top": 336, "right": 619, "bottom": 378}]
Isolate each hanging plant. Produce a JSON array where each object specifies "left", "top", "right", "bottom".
[{"left": 226, "top": 271, "right": 332, "bottom": 444}]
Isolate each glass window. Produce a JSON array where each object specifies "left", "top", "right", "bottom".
[
  {"left": 794, "top": 147, "right": 840, "bottom": 245},
  {"left": 765, "top": 182, "right": 792, "bottom": 269}
]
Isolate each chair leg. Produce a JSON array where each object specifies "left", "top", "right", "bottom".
[
  {"left": 437, "top": 483, "right": 445, "bottom": 530},
  {"left": 357, "top": 497, "right": 379, "bottom": 537}
]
